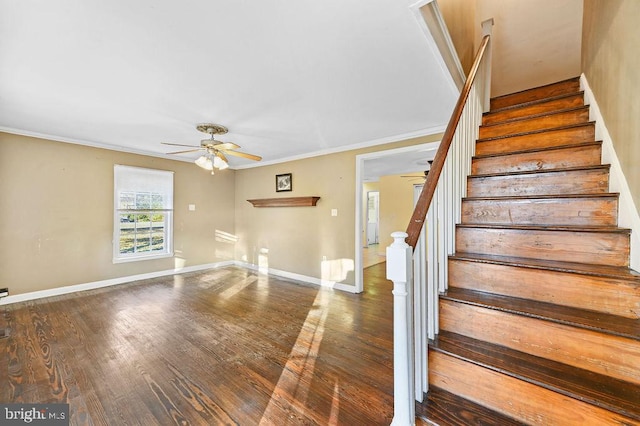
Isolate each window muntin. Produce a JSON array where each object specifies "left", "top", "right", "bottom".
[{"left": 114, "top": 166, "right": 173, "bottom": 262}]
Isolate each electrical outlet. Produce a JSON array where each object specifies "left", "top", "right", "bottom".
[{"left": 0, "top": 288, "right": 8, "bottom": 298}]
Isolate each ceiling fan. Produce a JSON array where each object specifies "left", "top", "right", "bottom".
[
  {"left": 401, "top": 160, "right": 433, "bottom": 181},
  {"left": 162, "top": 123, "right": 262, "bottom": 174}
]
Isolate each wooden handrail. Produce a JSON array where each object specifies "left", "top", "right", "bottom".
[{"left": 405, "top": 34, "right": 491, "bottom": 248}]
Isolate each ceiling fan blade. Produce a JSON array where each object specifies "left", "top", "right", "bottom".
[
  {"left": 216, "top": 151, "right": 229, "bottom": 163},
  {"left": 166, "top": 148, "right": 203, "bottom": 154},
  {"left": 213, "top": 142, "right": 241, "bottom": 150},
  {"left": 162, "top": 142, "right": 201, "bottom": 148},
  {"left": 224, "top": 150, "right": 262, "bottom": 161}
]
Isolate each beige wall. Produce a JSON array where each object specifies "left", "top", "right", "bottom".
[
  {"left": 234, "top": 134, "right": 441, "bottom": 288},
  {"left": 582, "top": 0, "right": 640, "bottom": 213},
  {"left": 0, "top": 131, "right": 439, "bottom": 296},
  {"left": 475, "top": 0, "right": 583, "bottom": 97},
  {"left": 0, "top": 132, "right": 236, "bottom": 296},
  {"left": 378, "top": 175, "right": 419, "bottom": 253},
  {"left": 438, "top": 0, "right": 476, "bottom": 74}
]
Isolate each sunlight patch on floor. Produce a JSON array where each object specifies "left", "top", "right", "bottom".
[
  {"left": 259, "top": 288, "right": 335, "bottom": 424},
  {"left": 218, "top": 275, "right": 258, "bottom": 300},
  {"left": 329, "top": 381, "right": 340, "bottom": 425}
]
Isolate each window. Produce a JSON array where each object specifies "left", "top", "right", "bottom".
[{"left": 114, "top": 165, "right": 173, "bottom": 263}]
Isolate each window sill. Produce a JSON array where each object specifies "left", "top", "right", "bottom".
[{"left": 113, "top": 252, "right": 174, "bottom": 264}]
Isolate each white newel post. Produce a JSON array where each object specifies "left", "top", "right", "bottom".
[{"left": 386, "top": 231, "right": 415, "bottom": 426}]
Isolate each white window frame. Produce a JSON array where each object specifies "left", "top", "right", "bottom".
[{"left": 113, "top": 165, "right": 174, "bottom": 263}]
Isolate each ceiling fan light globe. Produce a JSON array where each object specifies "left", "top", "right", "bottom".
[
  {"left": 213, "top": 155, "right": 229, "bottom": 170},
  {"left": 195, "top": 155, "right": 214, "bottom": 170}
]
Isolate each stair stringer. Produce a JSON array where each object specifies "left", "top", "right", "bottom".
[{"left": 581, "top": 73, "right": 640, "bottom": 271}]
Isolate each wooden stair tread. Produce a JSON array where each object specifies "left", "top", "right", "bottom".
[
  {"left": 473, "top": 141, "right": 602, "bottom": 160},
  {"left": 480, "top": 105, "right": 590, "bottom": 128},
  {"left": 449, "top": 253, "right": 640, "bottom": 283},
  {"left": 470, "top": 164, "right": 610, "bottom": 179},
  {"left": 490, "top": 77, "right": 581, "bottom": 110},
  {"left": 456, "top": 223, "right": 630, "bottom": 234},
  {"left": 441, "top": 287, "right": 640, "bottom": 340},
  {"left": 485, "top": 90, "right": 585, "bottom": 115},
  {"left": 428, "top": 76, "right": 640, "bottom": 422},
  {"left": 477, "top": 122, "right": 595, "bottom": 143},
  {"left": 415, "top": 385, "right": 526, "bottom": 426},
  {"left": 430, "top": 331, "right": 640, "bottom": 421},
  {"left": 463, "top": 192, "right": 619, "bottom": 202}
]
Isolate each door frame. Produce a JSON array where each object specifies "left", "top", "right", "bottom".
[{"left": 354, "top": 142, "right": 439, "bottom": 292}]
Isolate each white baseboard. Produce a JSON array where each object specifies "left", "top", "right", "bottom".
[
  {"left": 581, "top": 74, "right": 640, "bottom": 271},
  {"left": 0, "top": 261, "right": 235, "bottom": 305},
  {"left": 236, "top": 261, "right": 360, "bottom": 294},
  {"left": 0, "top": 259, "right": 359, "bottom": 306}
]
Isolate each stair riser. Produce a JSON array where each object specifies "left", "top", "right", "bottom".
[
  {"left": 472, "top": 144, "right": 602, "bottom": 174},
  {"left": 429, "top": 351, "right": 637, "bottom": 425},
  {"left": 448, "top": 259, "right": 640, "bottom": 318},
  {"left": 490, "top": 78, "right": 581, "bottom": 110},
  {"left": 461, "top": 196, "right": 617, "bottom": 227},
  {"left": 483, "top": 93, "right": 585, "bottom": 125},
  {"left": 476, "top": 124, "right": 595, "bottom": 156},
  {"left": 479, "top": 108, "right": 590, "bottom": 139},
  {"left": 467, "top": 168, "right": 609, "bottom": 197},
  {"left": 439, "top": 300, "right": 640, "bottom": 384},
  {"left": 456, "top": 227, "right": 630, "bottom": 266}
]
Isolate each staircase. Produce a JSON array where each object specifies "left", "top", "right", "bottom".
[{"left": 417, "top": 77, "right": 640, "bottom": 425}]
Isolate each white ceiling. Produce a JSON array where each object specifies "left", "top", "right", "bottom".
[{"left": 0, "top": 0, "right": 456, "bottom": 173}]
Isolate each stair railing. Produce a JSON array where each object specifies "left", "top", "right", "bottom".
[{"left": 386, "top": 20, "right": 493, "bottom": 425}]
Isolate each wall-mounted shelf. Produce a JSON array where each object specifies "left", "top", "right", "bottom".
[{"left": 247, "top": 196, "right": 321, "bottom": 207}]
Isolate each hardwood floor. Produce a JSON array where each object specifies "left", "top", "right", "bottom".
[
  {"left": 0, "top": 264, "right": 394, "bottom": 425},
  {"left": 362, "top": 244, "right": 386, "bottom": 268}
]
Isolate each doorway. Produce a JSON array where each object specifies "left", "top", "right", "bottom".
[{"left": 354, "top": 141, "right": 439, "bottom": 293}]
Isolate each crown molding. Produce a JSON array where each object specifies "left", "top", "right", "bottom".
[
  {"left": 233, "top": 123, "right": 447, "bottom": 170},
  {"left": 0, "top": 126, "right": 193, "bottom": 164}
]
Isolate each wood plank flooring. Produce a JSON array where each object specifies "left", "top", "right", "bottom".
[{"left": 0, "top": 264, "right": 394, "bottom": 425}]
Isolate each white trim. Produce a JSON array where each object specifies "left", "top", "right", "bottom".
[
  {"left": 231, "top": 124, "right": 447, "bottom": 170},
  {"left": 0, "top": 126, "right": 193, "bottom": 164},
  {"left": 355, "top": 155, "right": 365, "bottom": 293},
  {"left": 355, "top": 142, "right": 441, "bottom": 293},
  {"left": 410, "top": 0, "right": 465, "bottom": 92},
  {"left": 0, "top": 259, "right": 363, "bottom": 306},
  {"left": 112, "top": 252, "right": 175, "bottom": 264},
  {"left": 0, "top": 261, "right": 235, "bottom": 305},
  {"left": 581, "top": 74, "right": 640, "bottom": 271},
  {"left": 1, "top": 123, "right": 448, "bottom": 172},
  {"left": 113, "top": 165, "right": 175, "bottom": 263},
  {"left": 234, "top": 261, "right": 359, "bottom": 293}
]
